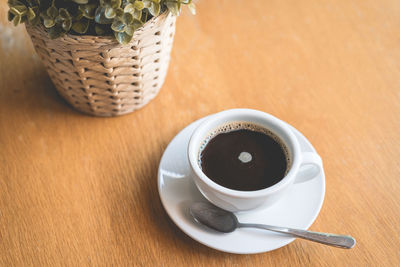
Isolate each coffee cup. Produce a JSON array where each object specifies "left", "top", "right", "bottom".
[{"left": 188, "top": 109, "right": 322, "bottom": 212}]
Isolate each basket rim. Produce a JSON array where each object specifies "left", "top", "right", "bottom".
[{"left": 26, "top": 10, "right": 171, "bottom": 43}]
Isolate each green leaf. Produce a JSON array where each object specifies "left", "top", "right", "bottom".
[
  {"left": 72, "top": 0, "right": 89, "bottom": 4},
  {"left": 142, "top": 0, "right": 151, "bottom": 8},
  {"left": 105, "top": 7, "right": 116, "bottom": 18},
  {"left": 115, "top": 7, "right": 124, "bottom": 16},
  {"left": 123, "top": 3, "right": 135, "bottom": 13},
  {"left": 110, "top": 0, "right": 121, "bottom": 8},
  {"left": 133, "top": 1, "right": 145, "bottom": 10},
  {"left": 132, "top": 18, "right": 143, "bottom": 28},
  {"left": 132, "top": 10, "right": 141, "bottom": 20},
  {"left": 165, "top": 2, "right": 179, "bottom": 16},
  {"left": 12, "top": 15, "right": 21, "bottom": 26},
  {"left": 187, "top": 3, "right": 195, "bottom": 15},
  {"left": 27, "top": 7, "right": 36, "bottom": 21},
  {"left": 43, "top": 18, "right": 55, "bottom": 28},
  {"left": 95, "top": 24, "right": 106, "bottom": 35},
  {"left": 114, "top": 31, "right": 133, "bottom": 44},
  {"left": 47, "top": 6, "right": 58, "bottom": 19},
  {"left": 48, "top": 26, "right": 64, "bottom": 39},
  {"left": 59, "top": 8, "right": 70, "bottom": 19},
  {"left": 10, "top": 5, "right": 27, "bottom": 16},
  {"left": 122, "top": 12, "right": 133, "bottom": 24},
  {"left": 62, "top": 19, "right": 72, "bottom": 31},
  {"left": 125, "top": 24, "right": 135, "bottom": 36},
  {"left": 72, "top": 18, "right": 90, "bottom": 33},
  {"left": 95, "top": 7, "right": 113, "bottom": 24},
  {"left": 149, "top": 2, "right": 160, "bottom": 16},
  {"left": 75, "top": 10, "right": 84, "bottom": 20},
  {"left": 124, "top": 19, "right": 142, "bottom": 35},
  {"left": 111, "top": 19, "right": 126, "bottom": 32},
  {"left": 79, "top": 4, "right": 97, "bottom": 19}
]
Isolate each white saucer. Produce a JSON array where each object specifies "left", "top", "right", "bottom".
[{"left": 157, "top": 115, "right": 325, "bottom": 254}]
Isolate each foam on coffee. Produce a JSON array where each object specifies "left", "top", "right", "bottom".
[{"left": 198, "top": 121, "right": 292, "bottom": 173}]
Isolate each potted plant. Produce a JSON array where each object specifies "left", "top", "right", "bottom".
[{"left": 7, "top": 0, "right": 195, "bottom": 116}]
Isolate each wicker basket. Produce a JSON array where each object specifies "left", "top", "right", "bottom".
[{"left": 26, "top": 12, "right": 176, "bottom": 116}]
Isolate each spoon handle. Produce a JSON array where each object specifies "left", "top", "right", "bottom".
[{"left": 238, "top": 223, "right": 356, "bottom": 249}]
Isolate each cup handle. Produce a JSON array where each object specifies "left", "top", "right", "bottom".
[{"left": 294, "top": 152, "right": 323, "bottom": 184}]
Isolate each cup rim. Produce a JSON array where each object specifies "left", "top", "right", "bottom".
[{"left": 188, "top": 109, "right": 302, "bottom": 198}]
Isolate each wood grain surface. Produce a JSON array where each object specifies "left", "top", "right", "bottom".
[{"left": 1, "top": 0, "right": 399, "bottom": 266}]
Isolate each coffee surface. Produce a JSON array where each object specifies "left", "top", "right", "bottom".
[{"left": 200, "top": 128, "right": 289, "bottom": 191}]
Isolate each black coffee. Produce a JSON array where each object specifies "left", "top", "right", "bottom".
[{"left": 200, "top": 123, "right": 290, "bottom": 191}]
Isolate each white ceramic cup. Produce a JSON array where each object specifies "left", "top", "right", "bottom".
[{"left": 188, "top": 109, "right": 323, "bottom": 212}]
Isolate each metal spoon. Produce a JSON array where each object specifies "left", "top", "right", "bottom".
[{"left": 190, "top": 202, "right": 356, "bottom": 249}]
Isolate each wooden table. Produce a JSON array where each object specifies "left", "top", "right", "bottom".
[{"left": 1, "top": 0, "right": 399, "bottom": 265}]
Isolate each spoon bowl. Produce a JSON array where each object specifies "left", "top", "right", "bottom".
[{"left": 190, "top": 202, "right": 238, "bottom": 233}]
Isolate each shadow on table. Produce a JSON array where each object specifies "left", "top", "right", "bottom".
[{"left": 1, "top": 59, "right": 84, "bottom": 119}]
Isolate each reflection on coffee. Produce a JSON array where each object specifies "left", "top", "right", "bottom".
[{"left": 199, "top": 123, "right": 291, "bottom": 191}]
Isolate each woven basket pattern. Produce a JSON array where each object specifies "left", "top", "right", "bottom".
[{"left": 26, "top": 12, "right": 176, "bottom": 116}]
